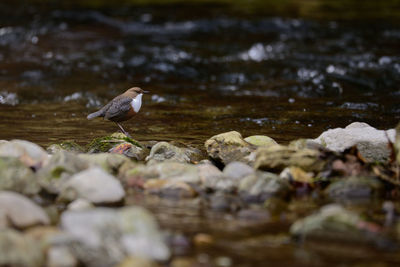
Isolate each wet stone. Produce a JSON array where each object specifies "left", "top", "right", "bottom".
[
  {"left": 0, "top": 156, "right": 40, "bottom": 196},
  {"left": 146, "top": 141, "right": 200, "bottom": 164},
  {"left": 86, "top": 133, "right": 143, "bottom": 154},
  {"left": 78, "top": 152, "right": 130, "bottom": 175},
  {"left": 0, "top": 139, "right": 49, "bottom": 168},
  {"left": 46, "top": 141, "right": 85, "bottom": 154}
]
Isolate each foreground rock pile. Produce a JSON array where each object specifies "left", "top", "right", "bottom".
[{"left": 0, "top": 122, "right": 400, "bottom": 266}]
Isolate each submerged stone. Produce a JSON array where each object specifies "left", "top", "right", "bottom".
[
  {"left": 290, "top": 204, "right": 386, "bottom": 245},
  {"left": 325, "top": 176, "right": 385, "bottom": 200}
]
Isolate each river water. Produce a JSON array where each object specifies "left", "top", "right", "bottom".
[
  {"left": 1, "top": 2, "right": 399, "bottom": 148},
  {"left": 1, "top": 1, "right": 400, "bottom": 266}
]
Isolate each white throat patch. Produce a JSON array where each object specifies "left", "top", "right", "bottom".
[{"left": 131, "top": 93, "right": 143, "bottom": 113}]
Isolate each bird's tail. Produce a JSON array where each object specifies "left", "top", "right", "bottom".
[{"left": 87, "top": 110, "right": 103, "bottom": 120}]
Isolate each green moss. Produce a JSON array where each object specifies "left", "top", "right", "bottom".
[
  {"left": 86, "top": 134, "right": 143, "bottom": 153},
  {"left": 50, "top": 166, "right": 66, "bottom": 179}
]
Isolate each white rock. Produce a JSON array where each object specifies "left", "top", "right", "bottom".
[
  {"left": 314, "top": 122, "right": 395, "bottom": 162},
  {"left": 0, "top": 191, "right": 50, "bottom": 228},
  {"left": 0, "top": 139, "right": 49, "bottom": 167},
  {"left": 60, "top": 167, "right": 125, "bottom": 204},
  {"left": 67, "top": 198, "right": 94, "bottom": 211},
  {"left": 223, "top": 161, "right": 254, "bottom": 180}
]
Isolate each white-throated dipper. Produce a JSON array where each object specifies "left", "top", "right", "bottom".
[{"left": 87, "top": 87, "right": 149, "bottom": 137}]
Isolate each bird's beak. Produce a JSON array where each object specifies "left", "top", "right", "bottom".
[{"left": 143, "top": 90, "right": 150, "bottom": 94}]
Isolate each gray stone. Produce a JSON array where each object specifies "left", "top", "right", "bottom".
[
  {"left": 59, "top": 167, "right": 125, "bottom": 204},
  {"left": 0, "top": 191, "right": 50, "bottom": 229},
  {"left": 0, "top": 229, "right": 45, "bottom": 267},
  {"left": 239, "top": 171, "right": 292, "bottom": 203},
  {"left": 314, "top": 122, "right": 395, "bottom": 162},
  {"left": 146, "top": 141, "right": 201, "bottom": 164},
  {"left": 325, "top": 176, "right": 385, "bottom": 200},
  {"left": 290, "top": 204, "right": 387, "bottom": 245},
  {"left": 0, "top": 156, "right": 40, "bottom": 195},
  {"left": 78, "top": 153, "right": 130, "bottom": 175},
  {"left": 60, "top": 207, "right": 170, "bottom": 266},
  {"left": 223, "top": 161, "right": 254, "bottom": 180}
]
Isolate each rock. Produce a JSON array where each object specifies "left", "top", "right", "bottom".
[
  {"left": 223, "top": 161, "right": 254, "bottom": 180},
  {"left": 78, "top": 153, "right": 130, "bottom": 175},
  {"left": 60, "top": 207, "right": 170, "bottom": 266},
  {"left": 288, "top": 138, "right": 323, "bottom": 150},
  {"left": 117, "top": 257, "right": 158, "bottom": 267},
  {"left": 0, "top": 191, "right": 50, "bottom": 229},
  {"left": 144, "top": 179, "right": 197, "bottom": 198},
  {"left": 290, "top": 204, "right": 384, "bottom": 244},
  {"left": 208, "top": 191, "right": 242, "bottom": 211},
  {"left": 0, "top": 156, "right": 40, "bottom": 195},
  {"left": 0, "top": 139, "right": 48, "bottom": 168},
  {"left": 47, "top": 141, "right": 85, "bottom": 154},
  {"left": 0, "top": 229, "right": 45, "bottom": 267},
  {"left": 37, "top": 150, "right": 89, "bottom": 194},
  {"left": 197, "top": 163, "right": 229, "bottom": 191},
  {"left": 280, "top": 167, "right": 314, "bottom": 184},
  {"left": 204, "top": 131, "right": 256, "bottom": 166},
  {"left": 146, "top": 142, "right": 202, "bottom": 164},
  {"left": 239, "top": 171, "right": 292, "bottom": 203},
  {"left": 59, "top": 167, "right": 125, "bottom": 204},
  {"left": 244, "top": 135, "right": 277, "bottom": 147},
  {"left": 254, "top": 145, "right": 325, "bottom": 173},
  {"left": 67, "top": 198, "right": 94, "bottom": 211},
  {"left": 123, "top": 162, "right": 201, "bottom": 185},
  {"left": 86, "top": 132, "right": 143, "bottom": 153},
  {"left": 325, "top": 176, "right": 385, "bottom": 200},
  {"left": 314, "top": 122, "right": 395, "bottom": 162},
  {"left": 109, "top": 142, "right": 148, "bottom": 161},
  {"left": 47, "top": 246, "right": 78, "bottom": 267}
]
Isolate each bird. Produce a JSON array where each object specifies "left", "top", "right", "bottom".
[{"left": 87, "top": 87, "right": 149, "bottom": 137}]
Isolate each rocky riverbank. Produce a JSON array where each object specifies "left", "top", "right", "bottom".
[{"left": 1, "top": 122, "right": 400, "bottom": 266}]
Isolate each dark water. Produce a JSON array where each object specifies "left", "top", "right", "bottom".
[{"left": 1, "top": 1, "right": 400, "bottom": 265}]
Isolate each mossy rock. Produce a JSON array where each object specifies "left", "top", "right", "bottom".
[
  {"left": 47, "top": 141, "right": 85, "bottom": 154},
  {"left": 86, "top": 133, "right": 143, "bottom": 153}
]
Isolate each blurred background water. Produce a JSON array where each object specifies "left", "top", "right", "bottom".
[{"left": 0, "top": 0, "right": 399, "bottom": 147}]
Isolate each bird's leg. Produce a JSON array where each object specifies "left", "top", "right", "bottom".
[{"left": 115, "top": 122, "right": 132, "bottom": 138}]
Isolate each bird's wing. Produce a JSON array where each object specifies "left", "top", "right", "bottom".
[{"left": 104, "top": 98, "right": 132, "bottom": 121}]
